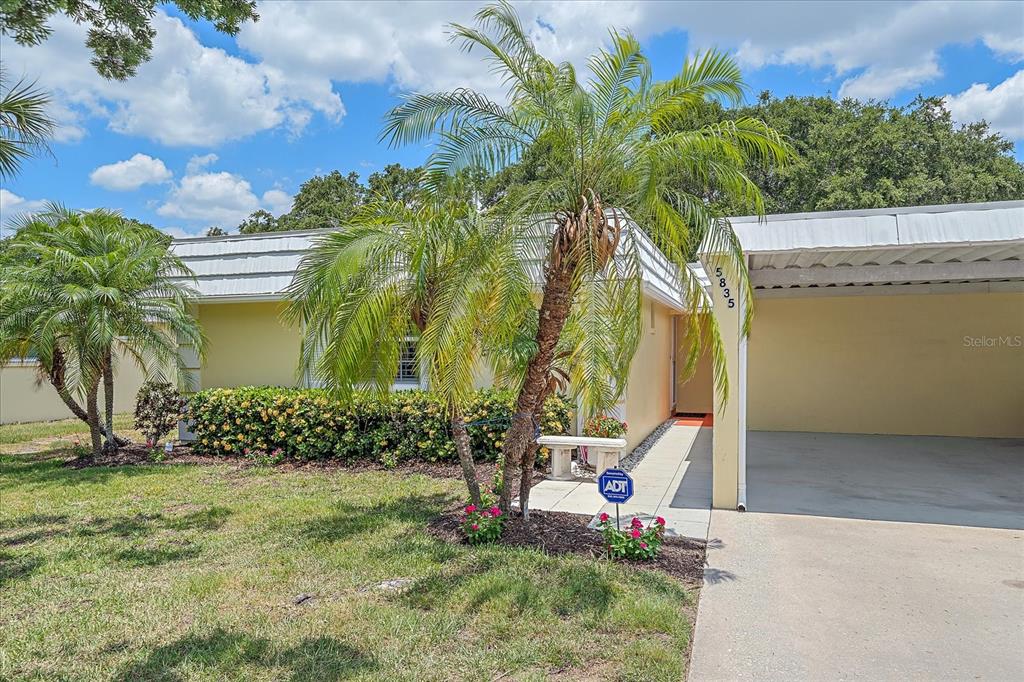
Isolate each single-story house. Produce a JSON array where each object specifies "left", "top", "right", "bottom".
[{"left": 4, "top": 200, "right": 1021, "bottom": 510}]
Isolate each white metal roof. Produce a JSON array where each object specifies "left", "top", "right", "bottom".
[
  {"left": 171, "top": 201, "right": 1023, "bottom": 302},
  {"left": 730, "top": 201, "right": 1024, "bottom": 290},
  {"left": 170, "top": 211, "right": 693, "bottom": 311}
]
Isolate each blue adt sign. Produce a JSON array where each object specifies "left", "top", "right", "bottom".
[{"left": 597, "top": 467, "right": 634, "bottom": 504}]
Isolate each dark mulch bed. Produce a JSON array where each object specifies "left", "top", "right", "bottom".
[
  {"left": 427, "top": 506, "right": 706, "bottom": 585},
  {"left": 64, "top": 443, "right": 226, "bottom": 468}
]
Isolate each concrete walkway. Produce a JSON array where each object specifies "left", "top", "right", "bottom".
[{"left": 526, "top": 423, "right": 713, "bottom": 540}]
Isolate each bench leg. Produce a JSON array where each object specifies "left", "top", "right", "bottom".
[
  {"left": 594, "top": 448, "right": 621, "bottom": 477},
  {"left": 549, "top": 447, "right": 575, "bottom": 480}
]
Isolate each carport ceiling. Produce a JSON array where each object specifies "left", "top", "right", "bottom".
[{"left": 749, "top": 241, "right": 1024, "bottom": 288}]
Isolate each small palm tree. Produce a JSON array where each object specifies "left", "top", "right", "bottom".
[
  {"left": 286, "top": 186, "right": 531, "bottom": 505},
  {"left": 0, "top": 206, "right": 205, "bottom": 455},
  {"left": 383, "top": 1, "right": 793, "bottom": 511},
  {"left": 0, "top": 70, "right": 55, "bottom": 179}
]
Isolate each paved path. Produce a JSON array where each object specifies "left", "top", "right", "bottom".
[{"left": 526, "top": 424, "right": 713, "bottom": 539}]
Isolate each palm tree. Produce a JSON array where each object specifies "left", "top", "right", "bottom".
[
  {"left": 383, "top": 1, "right": 793, "bottom": 512},
  {"left": 286, "top": 186, "right": 531, "bottom": 505},
  {"left": 0, "top": 206, "right": 205, "bottom": 455},
  {"left": 0, "top": 69, "right": 55, "bottom": 179}
]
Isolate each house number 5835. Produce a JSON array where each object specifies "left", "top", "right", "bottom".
[{"left": 714, "top": 267, "right": 736, "bottom": 309}]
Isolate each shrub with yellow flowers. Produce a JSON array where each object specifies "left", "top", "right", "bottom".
[{"left": 186, "top": 387, "right": 571, "bottom": 466}]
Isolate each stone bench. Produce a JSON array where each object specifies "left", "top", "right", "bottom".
[{"left": 536, "top": 435, "right": 628, "bottom": 481}]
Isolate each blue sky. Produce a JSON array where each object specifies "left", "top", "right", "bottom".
[{"left": 2, "top": 1, "right": 1022, "bottom": 237}]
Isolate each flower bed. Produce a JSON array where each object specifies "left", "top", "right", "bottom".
[{"left": 186, "top": 387, "right": 571, "bottom": 465}]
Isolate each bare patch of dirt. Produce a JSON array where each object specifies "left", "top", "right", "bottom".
[{"left": 427, "top": 506, "right": 706, "bottom": 586}]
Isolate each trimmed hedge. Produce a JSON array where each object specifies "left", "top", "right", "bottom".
[{"left": 187, "top": 386, "right": 573, "bottom": 466}]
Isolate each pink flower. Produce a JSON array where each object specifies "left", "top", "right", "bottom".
[
  {"left": 465, "top": 504, "right": 477, "bottom": 514},
  {"left": 471, "top": 523, "right": 479, "bottom": 531},
  {"left": 640, "top": 542, "right": 648, "bottom": 549},
  {"left": 655, "top": 516, "right": 666, "bottom": 527},
  {"left": 490, "top": 506, "right": 502, "bottom": 518},
  {"left": 631, "top": 517, "right": 643, "bottom": 528},
  {"left": 599, "top": 512, "right": 609, "bottom": 522},
  {"left": 631, "top": 529, "right": 642, "bottom": 539}
]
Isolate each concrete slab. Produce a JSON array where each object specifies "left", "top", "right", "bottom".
[
  {"left": 690, "top": 432, "right": 1024, "bottom": 681},
  {"left": 690, "top": 511, "right": 1024, "bottom": 681},
  {"left": 551, "top": 482, "right": 605, "bottom": 514},
  {"left": 746, "top": 431, "right": 1024, "bottom": 529}
]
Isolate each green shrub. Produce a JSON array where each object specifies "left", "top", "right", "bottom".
[
  {"left": 185, "top": 387, "right": 572, "bottom": 465},
  {"left": 134, "top": 380, "right": 185, "bottom": 445}
]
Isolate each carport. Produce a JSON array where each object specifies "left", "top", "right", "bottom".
[
  {"left": 698, "top": 200, "right": 1024, "bottom": 512},
  {"left": 687, "top": 201, "right": 1024, "bottom": 681}
]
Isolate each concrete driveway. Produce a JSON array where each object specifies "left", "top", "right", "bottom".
[{"left": 689, "top": 432, "right": 1024, "bottom": 681}]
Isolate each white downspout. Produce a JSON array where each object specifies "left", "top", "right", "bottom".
[{"left": 736, "top": 279, "right": 748, "bottom": 511}]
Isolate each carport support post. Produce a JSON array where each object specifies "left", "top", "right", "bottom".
[{"left": 701, "top": 254, "right": 747, "bottom": 510}]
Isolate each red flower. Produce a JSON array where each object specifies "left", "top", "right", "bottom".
[
  {"left": 631, "top": 529, "right": 642, "bottom": 539},
  {"left": 599, "top": 512, "right": 609, "bottom": 522},
  {"left": 465, "top": 504, "right": 477, "bottom": 513},
  {"left": 471, "top": 524, "right": 479, "bottom": 531},
  {"left": 655, "top": 516, "right": 666, "bottom": 526},
  {"left": 631, "top": 517, "right": 643, "bottom": 528},
  {"left": 640, "top": 542, "right": 648, "bottom": 549},
  {"left": 490, "top": 506, "right": 502, "bottom": 517}
]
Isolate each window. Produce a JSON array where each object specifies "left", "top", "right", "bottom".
[{"left": 396, "top": 340, "right": 419, "bottom": 384}]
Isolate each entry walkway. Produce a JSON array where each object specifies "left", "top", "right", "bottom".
[{"left": 524, "top": 422, "right": 713, "bottom": 540}]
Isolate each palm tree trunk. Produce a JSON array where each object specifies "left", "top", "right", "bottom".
[
  {"left": 518, "top": 438, "right": 540, "bottom": 520},
  {"left": 45, "top": 348, "right": 90, "bottom": 424},
  {"left": 85, "top": 375, "right": 103, "bottom": 457},
  {"left": 102, "top": 349, "right": 117, "bottom": 452},
  {"left": 497, "top": 256, "right": 576, "bottom": 513},
  {"left": 451, "top": 405, "right": 482, "bottom": 506}
]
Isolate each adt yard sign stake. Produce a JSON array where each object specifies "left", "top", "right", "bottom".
[{"left": 598, "top": 468, "right": 634, "bottom": 530}]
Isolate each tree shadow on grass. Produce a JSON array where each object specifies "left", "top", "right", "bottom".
[
  {"left": 1, "top": 456, "right": 168, "bottom": 490},
  {"left": 401, "top": 552, "right": 618, "bottom": 620},
  {"left": 0, "top": 548, "right": 44, "bottom": 586},
  {"left": 114, "top": 629, "right": 376, "bottom": 681},
  {"left": 303, "top": 492, "right": 452, "bottom": 544},
  {"left": 1, "top": 505, "right": 233, "bottom": 573}
]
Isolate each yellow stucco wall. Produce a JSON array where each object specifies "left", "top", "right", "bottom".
[
  {"left": 748, "top": 291, "right": 1024, "bottom": 438},
  {"left": 673, "top": 315, "right": 714, "bottom": 415},
  {"left": 622, "top": 298, "right": 674, "bottom": 452},
  {"left": 1, "top": 353, "right": 148, "bottom": 424},
  {"left": 198, "top": 302, "right": 302, "bottom": 389}
]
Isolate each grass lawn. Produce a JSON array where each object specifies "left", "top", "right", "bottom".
[
  {"left": 1, "top": 442, "right": 696, "bottom": 680},
  {"left": 0, "top": 413, "right": 139, "bottom": 452}
]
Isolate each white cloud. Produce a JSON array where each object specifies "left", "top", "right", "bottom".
[
  {"left": 89, "top": 153, "right": 172, "bottom": 191},
  {"left": 262, "top": 189, "right": 293, "bottom": 217},
  {"left": 2, "top": 0, "right": 1020, "bottom": 149},
  {"left": 0, "top": 11, "right": 345, "bottom": 146},
  {"left": 158, "top": 171, "right": 261, "bottom": 226},
  {"left": 159, "top": 225, "right": 198, "bottom": 240},
  {"left": 944, "top": 70, "right": 1024, "bottom": 139},
  {"left": 0, "top": 189, "right": 49, "bottom": 235},
  {"left": 185, "top": 153, "right": 219, "bottom": 175},
  {"left": 238, "top": 1, "right": 1024, "bottom": 105},
  {"left": 157, "top": 160, "right": 294, "bottom": 227}
]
